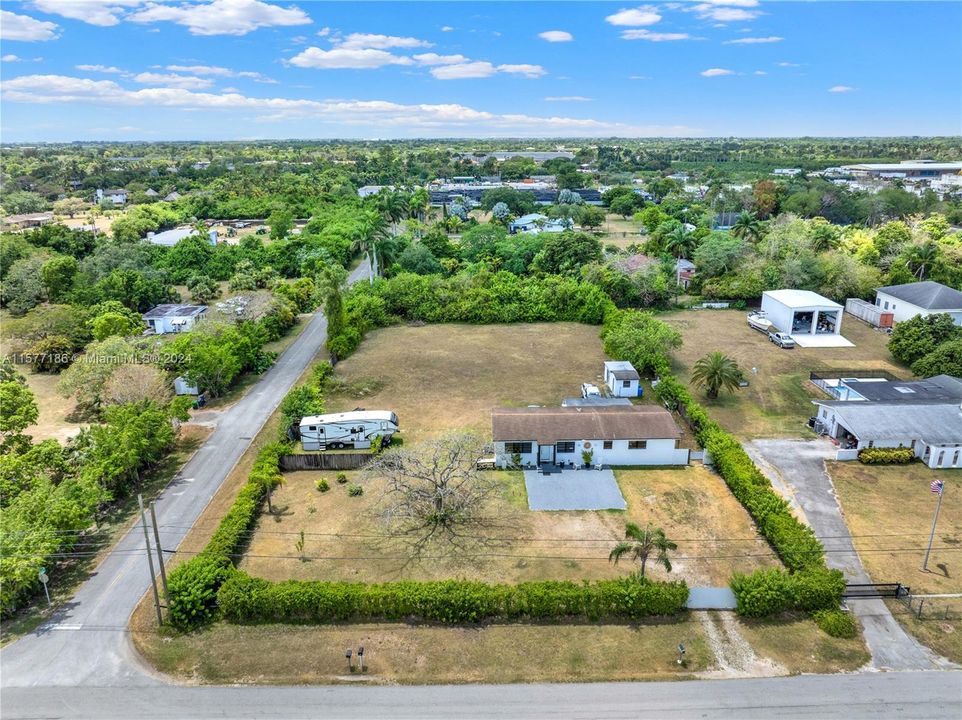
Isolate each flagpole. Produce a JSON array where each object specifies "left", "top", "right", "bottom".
[{"left": 922, "top": 481, "right": 944, "bottom": 572}]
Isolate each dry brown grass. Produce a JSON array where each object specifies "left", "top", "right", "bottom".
[
  {"left": 663, "top": 309, "right": 905, "bottom": 439},
  {"left": 828, "top": 462, "right": 962, "bottom": 596},
  {"left": 21, "top": 370, "right": 83, "bottom": 443},
  {"left": 737, "top": 613, "right": 870, "bottom": 673},
  {"left": 597, "top": 213, "right": 644, "bottom": 250}
]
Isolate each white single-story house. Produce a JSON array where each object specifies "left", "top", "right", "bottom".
[
  {"left": 508, "top": 213, "right": 571, "bottom": 235},
  {"left": 1, "top": 211, "right": 54, "bottom": 232},
  {"left": 492, "top": 405, "right": 689, "bottom": 469},
  {"left": 143, "top": 304, "right": 207, "bottom": 334},
  {"left": 761, "top": 289, "right": 847, "bottom": 346},
  {"left": 874, "top": 281, "right": 962, "bottom": 326},
  {"left": 603, "top": 360, "right": 642, "bottom": 398},
  {"left": 145, "top": 226, "right": 218, "bottom": 247},
  {"left": 813, "top": 399, "right": 962, "bottom": 469},
  {"left": 95, "top": 188, "right": 128, "bottom": 205}
]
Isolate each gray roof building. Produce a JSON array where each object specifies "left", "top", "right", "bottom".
[
  {"left": 142, "top": 304, "right": 207, "bottom": 320},
  {"left": 492, "top": 405, "right": 680, "bottom": 444},
  {"left": 875, "top": 281, "right": 962, "bottom": 311},
  {"left": 815, "top": 402, "right": 962, "bottom": 446},
  {"left": 834, "top": 375, "right": 962, "bottom": 404}
]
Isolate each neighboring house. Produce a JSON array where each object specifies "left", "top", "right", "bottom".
[
  {"left": 145, "top": 226, "right": 218, "bottom": 247},
  {"left": 761, "top": 289, "right": 844, "bottom": 337},
  {"left": 164, "top": 191, "right": 182, "bottom": 202},
  {"left": 874, "top": 281, "right": 962, "bottom": 326},
  {"left": 508, "top": 213, "right": 571, "bottom": 234},
  {"left": 814, "top": 374, "right": 962, "bottom": 404},
  {"left": 841, "top": 160, "right": 962, "bottom": 179},
  {"left": 1, "top": 211, "right": 54, "bottom": 232},
  {"left": 143, "top": 304, "right": 207, "bottom": 334},
  {"left": 144, "top": 188, "right": 159, "bottom": 197},
  {"left": 612, "top": 253, "right": 658, "bottom": 274},
  {"left": 95, "top": 188, "right": 128, "bottom": 205},
  {"left": 603, "top": 360, "right": 642, "bottom": 398},
  {"left": 813, "top": 389, "right": 962, "bottom": 469},
  {"left": 492, "top": 405, "right": 689, "bottom": 468},
  {"left": 676, "top": 258, "right": 696, "bottom": 289},
  {"left": 772, "top": 168, "right": 803, "bottom": 176},
  {"left": 357, "top": 185, "right": 394, "bottom": 198}
]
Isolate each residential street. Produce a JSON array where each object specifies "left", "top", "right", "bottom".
[
  {"left": 745, "top": 438, "right": 954, "bottom": 671},
  {"left": 2, "top": 671, "right": 960, "bottom": 719},
  {"left": 0, "top": 259, "right": 370, "bottom": 689}
]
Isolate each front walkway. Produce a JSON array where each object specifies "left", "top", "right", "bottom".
[
  {"left": 744, "top": 438, "right": 953, "bottom": 671},
  {"left": 523, "top": 468, "right": 626, "bottom": 511}
]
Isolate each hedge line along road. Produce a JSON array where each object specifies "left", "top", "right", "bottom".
[{"left": 0, "top": 259, "right": 371, "bottom": 689}]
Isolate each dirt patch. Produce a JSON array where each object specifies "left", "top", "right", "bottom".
[{"left": 21, "top": 370, "right": 83, "bottom": 443}]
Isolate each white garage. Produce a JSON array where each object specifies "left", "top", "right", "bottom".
[{"left": 761, "top": 289, "right": 852, "bottom": 348}]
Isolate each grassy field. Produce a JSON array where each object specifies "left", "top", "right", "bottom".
[
  {"left": 737, "top": 613, "right": 871, "bottom": 673},
  {"left": 662, "top": 309, "right": 905, "bottom": 439},
  {"left": 598, "top": 213, "right": 643, "bottom": 250},
  {"left": 21, "top": 370, "right": 84, "bottom": 443}
]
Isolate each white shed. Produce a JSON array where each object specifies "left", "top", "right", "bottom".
[
  {"left": 761, "top": 290, "right": 847, "bottom": 346},
  {"left": 603, "top": 361, "right": 642, "bottom": 397}
]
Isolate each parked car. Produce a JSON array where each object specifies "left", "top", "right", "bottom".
[
  {"left": 581, "top": 383, "right": 601, "bottom": 398},
  {"left": 768, "top": 331, "right": 796, "bottom": 349}
]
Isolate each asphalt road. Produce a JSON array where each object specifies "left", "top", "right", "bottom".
[
  {"left": 3, "top": 671, "right": 960, "bottom": 719},
  {"left": 745, "top": 438, "right": 952, "bottom": 671},
  {"left": 0, "top": 259, "right": 371, "bottom": 689}
]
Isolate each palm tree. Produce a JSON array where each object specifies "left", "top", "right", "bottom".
[
  {"left": 665, "top": 225, "right": 695, "bottom": 259},
  {"left": 377, "top": 191, "right": 407, "bottom": 233},
  {"left": 731, "top": 211, "right": 762, "bottom": 242},
  {"left": 609, "top": 523, "right": 676, "bottom": 578},
  {"left": 691, "top": 351, "right": 743, "bottom": 400},
  {"left": 904, "top": 241, "right": 939, "bottom": 280}
]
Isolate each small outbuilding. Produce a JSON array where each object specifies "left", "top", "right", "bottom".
[
  {"left": 874, "top": 281, "right": 962, "bottom": 326},
  {"left": 603, "top": 360, "right": 642, "bottom": 397},
  {"left": 761, "top": 289, "right": 849, "bottom": 347},
  {"left": 143, "top": 304, "right": 207, "bottom": 334}
]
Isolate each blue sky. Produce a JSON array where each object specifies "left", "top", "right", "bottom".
[{"left": 1, "top": 1, "right": 959, "bottom": 141}]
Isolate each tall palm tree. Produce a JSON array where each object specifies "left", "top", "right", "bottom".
[
  {"left": 904, "top": 241, "right": 939, "bottom": 280},
  {"left": 609, "top": 523, "right": 676, "bottom": 578},
  {"left": 691, "top": 351, "right": 743, "bottom": 400},
  {"left": 377, "top": 191, "right": 407, "bottom": 233},
  {"left": 665, "top": 225, "right": 695, "bottom": 259},
  {"left": 731, "top": 211, "right": 762, "bottom": 242}
]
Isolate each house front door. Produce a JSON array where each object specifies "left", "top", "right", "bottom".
[{"left": 539, "top": 444, "right": 555, "bottom": 464}]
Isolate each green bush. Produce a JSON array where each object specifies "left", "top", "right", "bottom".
[
  {"left": 812, "top": 608, "right": 858, "bottom": 638},
  {"left": 218, "top": 573, "right": 689, "bottom": 625},
  {"left": 346, "top": 483, "right": 363, "bottom": 497},
  {"left": 316, "top": 479, "right": 329, "bottom": 492},
  {"left": 336, "top": 473, "right": 348, "bottom": 484},
  {"left": 858, "top": 447, "right": 915, "bottom": 465},
  {"left": 730, "top": 568, "right": 845, "bottom": 617}
]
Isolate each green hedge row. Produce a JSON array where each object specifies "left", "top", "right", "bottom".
[
  {"left": 166, "top": 442, "right": 288, "bottom": 629},
  {"left": 730, "top": 568, "right": 845, "bottom": 617},
  {"left": 218, "top": 573, "right": 690, "bottom": 624},
  {"left": 858, "top": 447, "right": 916, "bottom": 465}
]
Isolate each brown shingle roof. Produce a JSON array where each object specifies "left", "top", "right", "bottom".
[{"left": 492, "top": 405, "right": 681, "bottom": 444}]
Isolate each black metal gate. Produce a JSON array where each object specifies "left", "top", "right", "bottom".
[{"left": 843, "top": 582, "right": 909, "bottom": 599}]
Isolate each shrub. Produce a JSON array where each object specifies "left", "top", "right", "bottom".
[
  {"left": 731, "top": 568, "right": 844, "bottom": 617},
  {"left": 316, "top": 479, "right": 330, "bottom": 492},
  {"left": 336, "top": 473, "right": 348, "bottom": 484},
  {"left": 858, "top": 447, "right": 915, "bottom": 465},
  {"left": 347, "top": 483, "right": 363, "bottom": 497},
  {"left": 812, "top": 608, "right": 858, "bottom": 638}
]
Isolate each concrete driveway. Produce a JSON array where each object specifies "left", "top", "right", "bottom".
[
  {"left": 523, "top": 468, "right": 626, "bottom": 510},
  {"left": 745, "top": 438, "right": 954, "bottom": 671}
]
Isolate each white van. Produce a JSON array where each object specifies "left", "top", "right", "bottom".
[{"left": 299, "top": 410, "right": 399, "bottom": 451}]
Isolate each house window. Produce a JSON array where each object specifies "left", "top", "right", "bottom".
[
  {"left": 308, "top": 426, "right": 317, "bottom": 431},
  {"left": 622, "top": 380, "right": 631, "bottom": 388},
  {"left": 953, "top": 450, "right": 959, "bottom": 466},
  {"left": 556, "top": 441, "right": 576, "bottom": 454},
  {"left": 883, "top": 301, "right": 889, "bottom": 310},
  {"left": 628, "top": 440, "right": 648, "bottom": 450},
  {"left": 603, "top": 441, "right": 613, "bottom": 450},
  {"left": 505, "top": 442, "right": 532, "bottom": 455},
  {"left": 868, "top": 441, "right": 874, "bottom": 448},
  {"left": 937, "top": 451, "right": 945, "bottom": 466}
]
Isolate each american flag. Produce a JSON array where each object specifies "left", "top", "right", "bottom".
[{"left": 931, "top": 480, "right": 944, "bottom": 495}]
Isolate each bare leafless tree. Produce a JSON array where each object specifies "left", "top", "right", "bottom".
[{"left": 364, "top": 433, "right": 509, "bottom": 556}]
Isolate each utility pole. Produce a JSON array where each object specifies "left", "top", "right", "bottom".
[
  {"left": 922, "top": 480, "right": 945, "bottom": 572},
  {"left": 149, "top": 501, "right": 168, "bottom": 597},
  {"left": 138, "top": 494, "right": 163, "bottom": 625}
]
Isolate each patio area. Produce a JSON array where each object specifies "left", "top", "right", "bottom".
[
  {"left": 523, "top": 467, "right": 627, "bottom": 511},
  {"left": 791, "top": 334, "right": 855, "bottom": 348}
]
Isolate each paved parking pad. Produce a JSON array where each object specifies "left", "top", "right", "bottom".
[{"left": 523, "top": 468, "right": 627, "bottom": 511}]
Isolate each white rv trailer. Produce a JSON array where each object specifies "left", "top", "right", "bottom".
[{"left": 299, "top": 410, "right": 399, "bottom": 451}]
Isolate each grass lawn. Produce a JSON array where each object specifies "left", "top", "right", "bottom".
[
  {"left": 737, "top": 613, "right": 870, "bottom": 674},
  {"left": 662, "top": 309, "right": 906, "bottom": 439},
  {"left": 21, "top": 369, "right": 84, "bottom": 443},
  {"left": 598, "top": 213, "right": 643, "bottom": 250}
]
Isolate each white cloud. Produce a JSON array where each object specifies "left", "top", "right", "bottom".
[
  {"left": 753, "top": 70, "right": 767, "bottom": 75},
  {"left": 440, "top": 25, "right": 454, "bottom": 32},
  {"left": 317, "top": 26, "right": 330, "bottom": 36},
  {"left": 629, "top": 75, "right": 652, "bottom": 80},
  {"left": 76, "top": 63, "right": 125, "bottom": 73},
  {"left": 621, "top": 29, "right": 691, "bottom": 41},
  {"left": 133, "top": 72, "right": 215, "bottom": 89},
  {"left": 691, "top": 4, "right": 759, "bottom": 22},
  {"left": 30, "top": 0, "right": 147, "bottom": 27},
  {"left": 335, "top": 33, "right": 432, "bottom": 50},
  {"left": 166, "top": 64, "right": 276, "bottom": 82},
  {"left": 127, "top": 0, "right": 311, "bottom": 36},
  {"left": 288, "top": 46, "right": 413, "bottom": 70},
  {"left": 497, "top": 63, "right": 546, "bottom": 78},
  {"left": 0, "top": 73, "right": 702, "bottom": 136},
  {"left": 538, "top": 30, "right": 573, "bottom": 42},
  {"left": 828, "top": 85, "right": 855, "bottom": 93},
  {"left": 429, "top": 61, "right": 545, "bottom": 80},
  {"left": 777, "top": 61, "right": 800, "bottom": 67},
  {"left": 724, "top": 36, "right": 782, "bottom": 44},
  {"left": 3, "top": 54, "right": 22, "bottom": 62},
  {"left": 412, "top": 53, "right": 469, "bottom": 66},
  {"left": 700, "top": 67, "right": 734, "bottom": 76},
  {"left": 0, "top": 10, "right": 60, "bottom": 41},
  {"left": 544, "top": 96, "right": 591, "bottom": 102},
  {"left": 698, "top": 0, "right": 758, "bottom": 6},
  {"left": 605, "top": 6, "right": 662, "bottom": 26}
]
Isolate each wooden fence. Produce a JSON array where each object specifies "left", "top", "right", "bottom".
[{"left": 279, "top": 452, "right": 373, "bottom": 471}]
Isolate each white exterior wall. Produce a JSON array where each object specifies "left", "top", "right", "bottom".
[
  {"left": 761, "top": 295, "right": 842, "bottom": 335},
  {"left": 923, "top": 444, "right": 962, "bottom": 469},
  {"left": 875, "top": 291, "right": 962, "bottom": 326},
  {"left": 149, "top": 314, "right": 201, "bottom": 334},
  {"left": 494, "top": 439, "right": 688, "bottom": 468}
]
